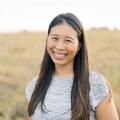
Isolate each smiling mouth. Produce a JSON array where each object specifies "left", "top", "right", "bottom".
[{"left": 53, "top": 51, "right": 67, "bottom": 60}]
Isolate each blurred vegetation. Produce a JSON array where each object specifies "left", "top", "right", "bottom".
[{"left": 0, "top": 28, "right": 120, "bottom": 119}]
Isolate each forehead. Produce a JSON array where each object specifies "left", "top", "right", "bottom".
[{"left": 50, "top": 22, "right": 77, "bottom": 38}]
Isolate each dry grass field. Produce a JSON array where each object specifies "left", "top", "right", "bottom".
[{"left": 0, "top": 28, "right": 120, "bottom": 120}]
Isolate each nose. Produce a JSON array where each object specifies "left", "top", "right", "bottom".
[{"left": 56, "top": 39, "right": 64, "bottom": 50}]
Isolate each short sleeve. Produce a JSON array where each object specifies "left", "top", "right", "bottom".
[
  {"left": 25, "top": 75, "right": 38, "bottom": 102},
  {"left": 89, "top": 71, "right": 110, "bottom": 111}
]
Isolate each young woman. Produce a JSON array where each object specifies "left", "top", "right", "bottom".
[{"left": 25, "top": 13, "right": 119, "bottom": 120}]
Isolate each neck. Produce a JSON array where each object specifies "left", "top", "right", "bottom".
[{"left": 54, "top": 64, "right": 74, "bottom": 77}]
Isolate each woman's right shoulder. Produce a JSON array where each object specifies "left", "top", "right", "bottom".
[{"left": 25, "top": 75, "right": 39, "bottom": 102}]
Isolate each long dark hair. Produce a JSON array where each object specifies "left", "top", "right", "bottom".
[{"left": 28, "top": 13, "right": 90, "bottom": 120}]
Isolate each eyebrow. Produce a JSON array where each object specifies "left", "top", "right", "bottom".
[
  {"left": 49, "top": 34, "right": 58, "bottom": 37},
  {"left": 64, "top": 36, "right": 74, "bottom": 40},
  {"left": 50, "top": 34, "right": 75, "bottom": 40}
]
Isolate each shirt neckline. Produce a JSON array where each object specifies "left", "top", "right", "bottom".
[{"left": 52, "top": 74, "right": 74, "bottom": 80}]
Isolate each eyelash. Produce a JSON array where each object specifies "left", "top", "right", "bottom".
[
  {"left": 65, "top": 39, "right": 72, "bottom": 42},
  {"left": 51, "top": 37, "right": 58, "bottom": 40},
  {"left": 50, "top": 37, "right": 72, "bottom": 43}
]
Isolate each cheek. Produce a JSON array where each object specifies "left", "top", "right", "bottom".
[
  {"left": 47, "top": 41, "right": 55, "bottom": 49},
  {"left": 66, "top": 45, "right": 78, "bottom": 54}
]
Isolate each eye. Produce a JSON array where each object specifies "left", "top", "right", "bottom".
[
  {"left": 51, "top": 37, "right": 58, "bottom": 41},
  {"left": 65, "top": 39, "right": 72, "bottom": 43}
]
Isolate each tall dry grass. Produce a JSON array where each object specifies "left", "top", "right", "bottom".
[{"left": 0, "top": 28, "right": 120, "bottom": 120}]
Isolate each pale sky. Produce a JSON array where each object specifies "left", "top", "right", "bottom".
[{"left": 0, "top": 0, "right": 120, "bottom": 32}]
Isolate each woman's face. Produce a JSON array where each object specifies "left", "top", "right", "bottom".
[{"left": 47, "top": 22, "right": 80, "bottom": 67}]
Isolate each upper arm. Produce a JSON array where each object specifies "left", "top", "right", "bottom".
[
  {"left": 95, "top": 93, "right": 119, "bottom": 120},
  {"left": 90, "top": 71, "right": 119, "bottom": 120}
]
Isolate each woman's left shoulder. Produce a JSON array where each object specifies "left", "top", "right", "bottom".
[
  {"left": 89, "top": 70, "right": 110, "bottom": 110},
  {"left": 89, "top": 70, "right": 109, "bottom": 86}
]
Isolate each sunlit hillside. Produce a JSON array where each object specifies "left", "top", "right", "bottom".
[{"left": 0, "top": 28, "right": 120, "bottom": 120}]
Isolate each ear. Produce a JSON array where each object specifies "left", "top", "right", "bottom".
[{"left": 77, "top": 43, "right": 81, "bottom": 52}]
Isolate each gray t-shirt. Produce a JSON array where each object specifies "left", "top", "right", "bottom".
[{"left": 25, "top": 71, "right": 109, "bottom": 120}]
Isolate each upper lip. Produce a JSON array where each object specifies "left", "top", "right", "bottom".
[{"left": 53, "top": 51, "right": 66, "bottom": 54}]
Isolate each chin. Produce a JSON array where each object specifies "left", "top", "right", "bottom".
[{"left": 53, "top": 60, "right": 66, "bottom": 66}]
